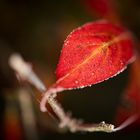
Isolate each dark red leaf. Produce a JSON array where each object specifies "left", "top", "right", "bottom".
[
  {"left": 115, "top": 56, "right": 140, "bottom": 127},
  {"left": 82, "top": 0, "right": 119, "bottom": 22},
  {"left": 83, "top": 0, "right": 112, "bottom": 15},
  {"left": 53, "top": 20, "right": 135, "bottom": 89}
]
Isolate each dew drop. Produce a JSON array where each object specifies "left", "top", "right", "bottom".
[{"left": 91, "top": 73, "right": 94, "bottom": 76}]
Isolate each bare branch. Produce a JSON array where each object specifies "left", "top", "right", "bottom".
[{"left": 9, "top": 53, "right": 46, "bottom": 92}]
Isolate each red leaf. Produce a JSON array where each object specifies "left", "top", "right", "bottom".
[
  {"left": 82, "top": 0, "right": 119, "bottom": 22},
  {"left": 53, "top": 20, "right": 135, "bottom": 89},
  {"left": 83, "top": 0, "right": 112, "bottom": 16},
  {"left": 115, "top": 57, "right": 140, "bottom": 127}
]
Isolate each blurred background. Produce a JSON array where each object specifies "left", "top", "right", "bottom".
[{"left": 0, "top": 0, "right": 140, "bottom": 140}]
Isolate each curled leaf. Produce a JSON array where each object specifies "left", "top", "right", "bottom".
[{"left": 54, "top": 20, "right": 135, "bottom": 89}]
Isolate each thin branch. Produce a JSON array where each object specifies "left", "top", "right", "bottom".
[
  {"left": 46, "top": 93, "right": 114, "bottom": 132},
  {"left": 9, "top": 53, "right": 46, "bottom": 92},
  {"left": 9, "top": 53, "right": 138, "bottom": 133}
]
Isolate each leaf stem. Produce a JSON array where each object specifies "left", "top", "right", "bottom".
[{"left": 9, "top": 53, "right": 137, "bottom": 133}]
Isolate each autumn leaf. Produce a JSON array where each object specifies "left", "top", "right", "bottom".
[
  {"left": 82, "top": 0, "right": 119, "bottom": 22},
  {"left": 53, "top": 20, "right": 135, "bottom": 90},
  {"left": 115, "top": 56, "right": 140, "bottom": 128},
  {"left": 40, "top": 20, "right": 135, "bottom": 113}
]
